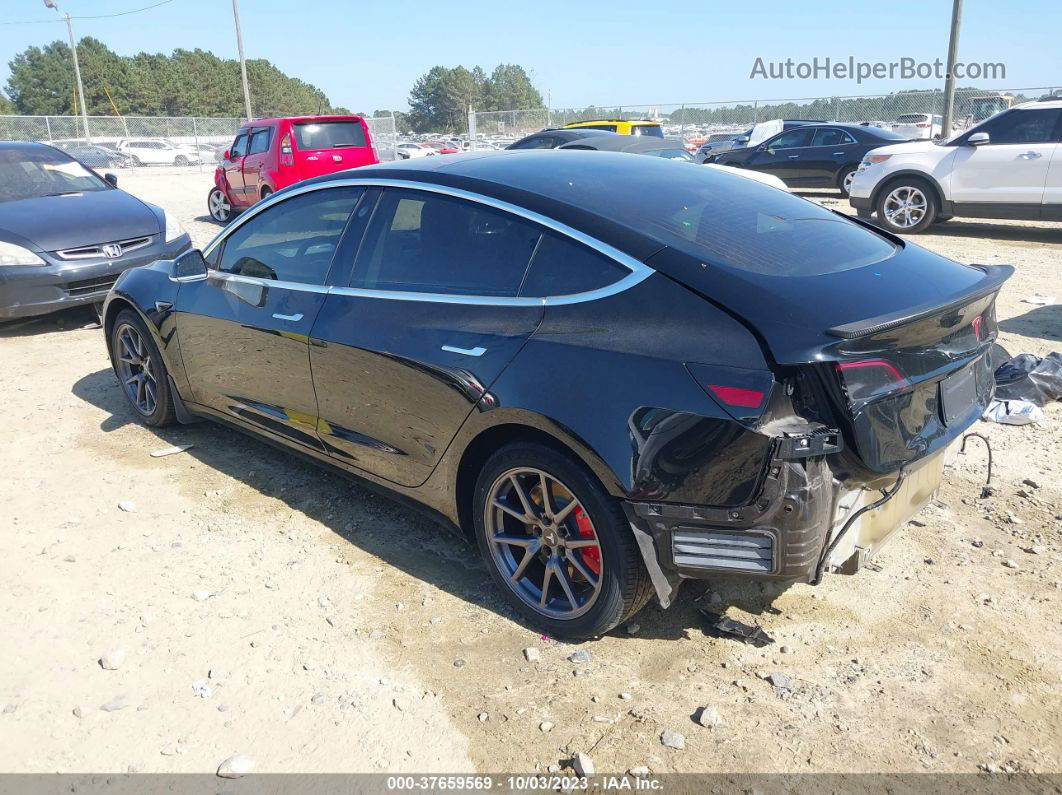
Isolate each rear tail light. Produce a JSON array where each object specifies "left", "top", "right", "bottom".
[
  {"left": 972, "top": 315, "right": 984, "bottom": 341},
  {"left": 837, "top": 359, "right": 909, "bottom": 401},
  {"left": 916, "top": 122, "right": 930, "bottom": 128},
  {"left": 280, "top": 133, "right": 293, "bottom": 166},
  {"left": 686, "top": 363, "right": 774, "bottom": 423},
  {"left": 707, "top": 385, "right": 766, "bottom": 409}
]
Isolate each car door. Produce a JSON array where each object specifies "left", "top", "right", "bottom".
[
  {"left": 241, "top": 125, "right": 274, "bottom": 199},
  {"left": 308, "top": 187, "right": 545, "bottom": 487},
  {"left": 744, "top": 128, "right": 814, "bottom": 184},
  {"left": 1043, "top": 118, "right": 1062, "bottom": 219},
  {"left": 175, "top": 186, "right": 364, "bottom": 450},
  {"left": 800, "top": 127, "right": 859, "bottom": 185},
  {"left": 223, "top": 132, "right": 249, "bottom": 204},
  {"left": 949, "top": 108, "right": 1062, "bottom": 206}
]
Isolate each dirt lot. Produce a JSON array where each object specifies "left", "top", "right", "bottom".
[{"left": 1, "top": 171, "right": 1060, "bottom": 777}]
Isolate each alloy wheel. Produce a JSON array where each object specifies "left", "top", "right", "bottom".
[
  {"left": 209, "top": 189, "right": 231, "bottom": 222},
  {"left": 882, "top": 186, "right": 927, "bottom": 229},
  {"left": 114, "top": 323, "right": 158, "bottom": 416},
  {"left": 484, "top": 467, "right": 604, "bottom": 619},
  {"left": 842, "top": 169, "right": 856, "bottom": 195}
]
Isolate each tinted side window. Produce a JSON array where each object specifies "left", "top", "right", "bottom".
[
  {"left": 217, "top": 188, "right": 362, "bottom": 285},
  {"left": 980, "top": 109, "right": 1062, "bottom": 144},
  {"left": 811, "top": 128, "right": 855, "bottom": 146},
  {"left": 512, "top": 136, "right": 555, "bottom": 149},
  {"left": 520, "top": 233, "right": 628, "bottom": 297},
  {"left": 248, "top": 127, "right": 272, "bottom": 155},
  {"left": 230, "top": 134, "right": 248, "bottom": 157},
  {"left": 769, "top": 129, "right": 813, "bottom": 149},
  {"left": 577, "top": 124, "right": 618, "bottom": 133},
  {"left": 351, "top": 190, "right": 541, "bottom": 297}
]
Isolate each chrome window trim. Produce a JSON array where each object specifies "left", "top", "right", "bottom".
[{"left": 201, "top": 177, "right": 655, "bottom": 306}]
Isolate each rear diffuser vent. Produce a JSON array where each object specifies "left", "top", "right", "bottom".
[{"left": 672, "top": 529, "right": 774, "bottom": 572}]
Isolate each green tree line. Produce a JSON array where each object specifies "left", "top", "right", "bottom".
[
  {"left": 3, "top": 38, "right": 339, "bottom": 118},
  {"left": 2, "top": 40, "right": 544, "bottom": 134}
]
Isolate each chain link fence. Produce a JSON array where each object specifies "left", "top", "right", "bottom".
[
  {"left": 0, "top": 113, "right": 397, "bottom": 173},
  {"left": 471, "top": 87, "right": 1060, "bottom": 148}
]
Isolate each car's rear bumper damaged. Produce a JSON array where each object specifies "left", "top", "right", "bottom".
[{"left": 623, "top": 434, "right": 953, "bottom": 608}]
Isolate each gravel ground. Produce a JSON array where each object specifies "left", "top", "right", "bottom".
[{"left": 1, "top": 170, "right": 1060, "bottom": 776}]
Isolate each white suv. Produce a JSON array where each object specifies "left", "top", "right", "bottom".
[
  {"left": 849, "top": 97, "right": 1062, "bottom": 233},
  {"left": 116, "top": 138, "right": 201, "bottom": 167}
]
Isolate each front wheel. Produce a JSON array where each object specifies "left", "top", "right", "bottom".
[
  {"left": 874, "top": 178, "right": 938, "bottom": 234},
  {"left": 111, "top": 310, "right": 177, "bottom": 427},
  {"left": 174, "top": 155, "right": 189, "bottom": 167},
  {"left": 207, "top": 187, "right": 233, "bottom": 223},
  {"left": 259, "top": 186, "right": 274, "bottom": 202},
  {"left": 473, "top": 442, "right": 653, "bottom": 639}
]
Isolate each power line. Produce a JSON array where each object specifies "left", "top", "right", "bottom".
[{"left": 1, "top": 0, "right": 176, "bottom": 25}]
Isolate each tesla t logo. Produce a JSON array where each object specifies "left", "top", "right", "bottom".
[{"left": 102, "top": 243, "right": 123, "bottom": 258}]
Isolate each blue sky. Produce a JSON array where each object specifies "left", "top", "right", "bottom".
[{"left": 2, "top": 0, "right": 1058, "bottom": 112}]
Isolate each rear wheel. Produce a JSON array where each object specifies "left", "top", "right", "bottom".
[
  {"left": 207, "top": 187, "right": 233, "bottom": 223},
  {"left": 874, "top": 177, "right": 938, "bottom": 234},
  {"left": 837, "top": 166, "right": 857, "bottom": 197},
  {"left": 174, "top": 155, "right": 189, "bottom": 167},
  {"left": 259, "top": 186, "right": 274, "bottom": 201},
  {"left": 473, "top": 442, "right": 653, "bottom": 639},
  {"left": 111, "top": 310, "right": 176, "bottom": 427}
]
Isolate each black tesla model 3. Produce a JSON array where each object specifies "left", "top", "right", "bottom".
[{"left": 103, "top": 151, "right": 1009, "bottom": 638}]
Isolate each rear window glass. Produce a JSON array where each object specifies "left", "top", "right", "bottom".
[
  {"left": 293, "top": 122, "right": 368, "bottom": 150},
  {"left": 520, "top": 233, "right": 628, "bottom": 297},
  {"left": 632, "top": 125, "right": 664, "bottom": 138},
  {"left": 462, "top": 155, "right": 896, "bottom": 278}
]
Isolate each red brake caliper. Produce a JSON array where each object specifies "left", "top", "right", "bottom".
[{"left": 573, "top": 507, "right": 601, "bottom": 576}]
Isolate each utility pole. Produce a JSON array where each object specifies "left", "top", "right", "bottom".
[
  {"left": 44, "top": 0, "right": 91, "bottom": 142},
  {"left": 941, "top": 0, "right": 963, "bottom": 136},
  {"left": 231, "top": 0, "right": 253, "bottom": 121}
]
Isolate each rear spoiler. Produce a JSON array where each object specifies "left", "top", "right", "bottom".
[{"left": 825, "top": 263, "right": 1014, "bottom": 339}]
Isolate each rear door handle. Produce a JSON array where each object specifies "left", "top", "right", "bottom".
[
  {"left": 788, "top": 155, "right": 800, "bottom": 159},
  {"left": 832, "top": 152, "right": 846, "bottom": 155},
  {"left": 272, "top": 312, "right": 303, "bottom": 322},
  {"left": 1018, "top": 151, "right": 1042, "bottom": 159},
  {"left": 441, "top": 345, "right": 486, "bottom": 357}
]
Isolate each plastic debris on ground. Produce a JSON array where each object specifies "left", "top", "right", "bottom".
[
  {"left": 983, "top": 400, "right": 1044, "bottom": 426},
  {"left": 698, "top": 609, "right": 775, "bottom": 647},
  {"left": 1020, "top": 295, "right": 1055, "bottom": 306},
  {"left": 993, "top": 352, "right": 1062, "bottom": 407}
]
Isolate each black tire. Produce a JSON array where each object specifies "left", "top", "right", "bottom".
[
  {"left": 874, "top": 176, "right": 938, "bottom": 234},
  {"left": 174, "top": 155, "right": 189, "bottom": 167},
  {"left": 110, "top": 309, "right": 177, "bottom": 427},
  {"left": 837, "top": 166, "right": 857, "bottom": 198},
  {"left": 207, "top": 187, "right": 233, "bottom": 223},
  {"left": 131, "top": 156, "right": 142, "bottom": 167},
  {"left": 473, "top": 442, "right": 653, "bottom": 639}
]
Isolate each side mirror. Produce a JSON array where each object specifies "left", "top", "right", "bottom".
[
  {"left": 103, "top": 172, "right": 118, "bottom": 188},
  {"left": 734, "top": 135, "right": 750, "bottom": 144},
  {"left": 172, "top": 248, "right": 208, "bottom": 281},
  {"left": 223, "top": 149, "right": 231, "bottom": 160},
  {"left": 967, "top": 131, "right": 990, "bottom": 146}
]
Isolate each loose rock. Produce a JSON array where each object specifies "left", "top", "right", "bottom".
[
  {"left": 767, "top": 672, "right": 793, "bottom": 691},
  {"left": 629, "top": 766, "right": 651, "bottom": 777},
  {"left": 572, "top": 752, "right": 595, "bottom": 776},
  {"left": 661, "top": 729, "right": 686, "bottom": 749},
  {"left": 216, "top": 754, "right": 256, "bottom": 778},
  {"left": 567, "top": 650, "right": 592, "bottom": 664},
  {"left": 118, "top": 501, "right": 136, "bottom": 513},
  {"left": 99, "top": 648, "right": 127, "bottom": 670},
  {"left": 695, "top": 705, "right": 722, "bottom": 728},
  {"left": 539, "top": 721, "right": 554, "bottom": 732},
  {"left": 100, "top": 695, "right": 129, "bottom": 712},
  {"left": 523, "top": 648, "right": 541, "bottom": 663}
]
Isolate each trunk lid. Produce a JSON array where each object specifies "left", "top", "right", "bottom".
[{"left": 648, "top": 239, "right": 1012, "bottom": 474}]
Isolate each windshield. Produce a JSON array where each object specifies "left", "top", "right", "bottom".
[
  {"left": 632, "top": 124, "right": 664, "bottom": 138},
  {"left": 293, "top": 121, "right": 368, "bottom": 150},
  {"left": 0, "top": 148, "right": 109, "bottom": 203}
]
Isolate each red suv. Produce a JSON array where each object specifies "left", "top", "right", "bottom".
[{"left": 207, "top": 115, "right": 378, "bottom": 222}]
